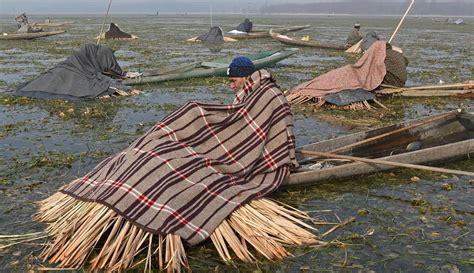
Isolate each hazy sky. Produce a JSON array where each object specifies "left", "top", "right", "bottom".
[{"left": 0, "top": 0, "right": 469, "bottom": 14}]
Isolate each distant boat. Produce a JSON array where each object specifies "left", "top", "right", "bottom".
[
  {"left": 0, "top": 30, "right": 65, "bottom": 40},
  {"left": 32, "top": 21, "right": 74, "bottom": 27},
  {"left": 226, "top": 25, "right": 311, "bottom": 40},
  {"left": 269, "top": 29, "right": 347, "bottom": 50}
]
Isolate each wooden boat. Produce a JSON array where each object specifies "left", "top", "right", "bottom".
[
  {"left": 269, "top": 29, "right": 347, "bottom": 50},
  {"left": 226, "top": 25, "right": 311, "bottom": 40},
  {"left": 32, "top": 21, "right": 74, "bottom": 27},
  {"left": 186, "top": 36, "right": 238, "bottom": 43},
  {"left": 285, "top": 110, "right": 474, "bottom": 186},
  {"left": 0, "top": 30, "right": 65, "bottom": 40},
  {"left": 123, "top": 48, "right": 298, "bottom": 86}
]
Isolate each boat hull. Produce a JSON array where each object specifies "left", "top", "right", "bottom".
[
  {"left": 285, "top": 110, "right": 474, "bottom": 186},
  {"left": 270, "top": 29, "right": 347, "bottom": 50},
  {"left": 123, "top": 48, "right": 299, "bottom": 86},
  {"left": 0, "top": 30, "right": 65, "bottom": 40},
  {"left": 226, "top": 25, "right": 311, "bottom": 40}
]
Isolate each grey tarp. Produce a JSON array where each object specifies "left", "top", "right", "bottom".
[
  {"left": 360, "top": 31, "right": 380, "bottom": 52},
  {"left": 197, "top": 26, "right": 224, "bottom": 43},
  {"left": 14, "top": 44, "right": 127, "bottom": 100},
  {"left": 235, "top": 18, "right": 253, "bottom": 33},
  {"left": 324, "top": 89, "right": 375, "bottom": 106}
]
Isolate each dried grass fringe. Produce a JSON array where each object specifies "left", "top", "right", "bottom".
[
  {"left": 287, "top": 93, "right": 387, "bottom": 111},
  {"left": 34, "top": 191, "right": 333, "bottom": 273},
  {"left": 98, "top": 88, "right": 143, "bottom": 99}
]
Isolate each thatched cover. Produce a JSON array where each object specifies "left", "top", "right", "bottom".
[{"left": 105, "top": 22, "right": 133, "bottom": 39}]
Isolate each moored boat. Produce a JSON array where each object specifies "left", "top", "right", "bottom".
[
  {"left": 123, "top": 48, "right": 299, "bottom": 86},
  {"left": 0, "top": 30, "right": 65, "bottom": 40},
  {"left": 269, "top": 29, "right": 347, "bottom": 50},
  {"left": 226, "top": 25, "right": 311, "bottom": 40},
  {"left": 285, "top": 110, "right": 474, "bottom": 186}
]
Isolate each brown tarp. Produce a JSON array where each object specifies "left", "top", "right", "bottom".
[{"left": 289, "top": 41, "right": 387, "bottom": 99}]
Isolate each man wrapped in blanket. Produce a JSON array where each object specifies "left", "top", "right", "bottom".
[{"left": 35, "top": 56, "right": 320, "bottom": 272}]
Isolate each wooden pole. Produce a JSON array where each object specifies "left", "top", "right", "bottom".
[
  {"left": 97, "top": 0, "right": 113, "bottom": 45},
  {"left": 326, "top": 110, "right": 460, "bottom": 155},
  {"left": 209, "top": 0, "right": 213, "bottom": 27},
  {"left": 389, "top": 0, "right": 415, "bottom": 43},
  {"left": 298, "top": 150, "right": 474, "bottom": 177}
]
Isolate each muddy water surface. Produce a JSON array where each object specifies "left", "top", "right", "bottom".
[{"left": 0, "top": 14, "right": 472, "bottom": 272}]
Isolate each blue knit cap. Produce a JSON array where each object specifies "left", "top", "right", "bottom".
[{"left": 227, "top": 56, "right": 256, "bottom": 77}]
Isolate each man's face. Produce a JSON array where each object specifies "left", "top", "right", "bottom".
[{"left": 228, "top": 77, "right": 247, "bottom": 92}]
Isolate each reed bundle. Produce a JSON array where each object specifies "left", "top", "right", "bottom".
[
  {"left": 34, "top": 190, "right": 340, "bottom": 272},
  {"left": 98, "top": 89, "right": 143, "bottom": 99},
  {"left": 286, "top": 93, "right": 387, "bottom": 111}
]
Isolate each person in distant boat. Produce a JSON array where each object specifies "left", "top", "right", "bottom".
[
  {"left": 104, "top": 22, "right": 133, "bottom": 39},
  {"left": 15, "top": 13, "right": 42, "bottom": 33},
  {"left": 235, "top": 18, "right": 253, "bottom": 33},
  {"left": 346, "top": 23, "right": 362, "bottom": 47}
]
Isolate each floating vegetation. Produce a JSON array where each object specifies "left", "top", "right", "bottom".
[{"left": 0, "top": 14, "right": 472, "bottom": 272}]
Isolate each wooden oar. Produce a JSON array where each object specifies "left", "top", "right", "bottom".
[
  {"left": 389, "top": 0, "right": 415, "bottom": 43},
  {"left": 397, "top": 89, "right": 474, "bottom": 97},
  {"left": 377, "top": 82, "right": 472, "bottom": 95},
  {"left": 298, "top": 150, "right": 474, "bottom": 177},
  {"left": 97, "top": 0, "right": 113, "bottom": 45}
]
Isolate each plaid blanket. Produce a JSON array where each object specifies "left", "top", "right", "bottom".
[{"left": 62, "top": 69, "right": 298, "bottom": 245}]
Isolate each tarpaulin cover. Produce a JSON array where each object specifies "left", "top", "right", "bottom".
[{"left": 15, "top": 44, "right": 126, "bottom": 100}]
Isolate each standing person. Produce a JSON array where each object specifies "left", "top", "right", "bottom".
[
  {"left": 346, "top": 22, "right": 362, "bottom": 47},
  {"left": 15, "top": 12, "right": 42, "bottom": 33}
]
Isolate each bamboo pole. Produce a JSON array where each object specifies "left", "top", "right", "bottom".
[
  {"left": 324, "top": 110, "right": 460, "bottom": 155},
  {"left": 97, "top": 0, "right": 113, "bottom": 45},
  {"left": 298, "top": 150, "right": 474, "bottom": 177}
]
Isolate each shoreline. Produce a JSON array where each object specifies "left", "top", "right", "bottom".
[{"left": 0, "top": 13, "right": 472, "bottom": 18}]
